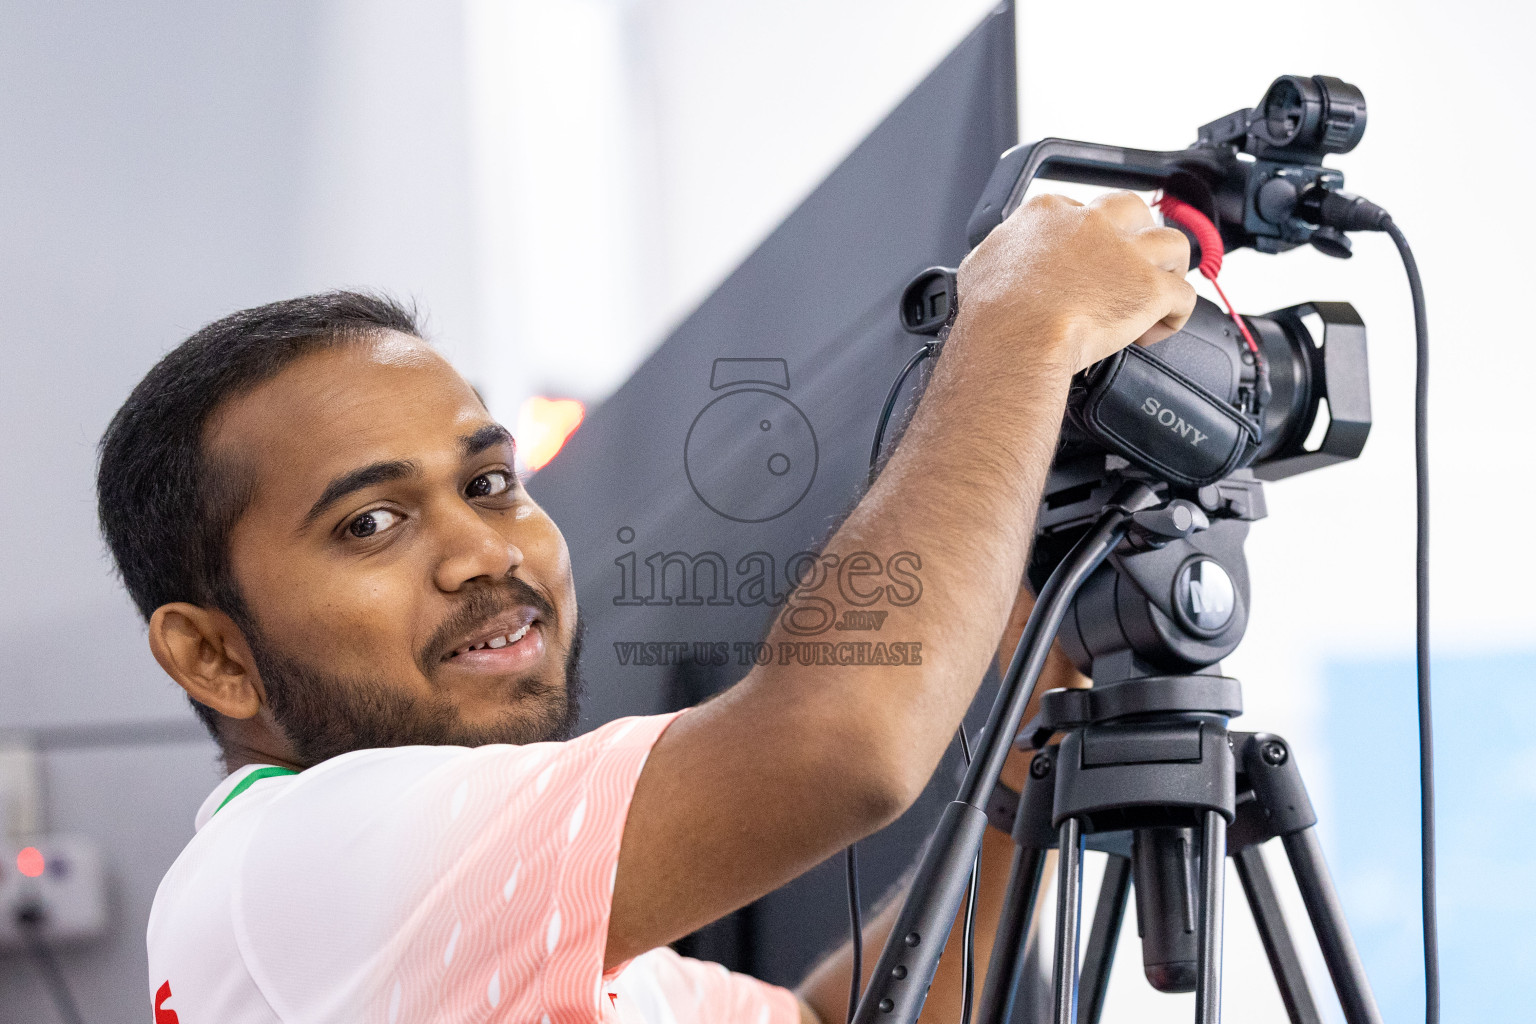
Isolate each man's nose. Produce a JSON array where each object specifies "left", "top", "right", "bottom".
[{"left": 432, "top": 499, "right": 523, "bottom": 591}]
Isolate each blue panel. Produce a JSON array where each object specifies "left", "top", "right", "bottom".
[{"left": 1323, "top": 649, "right": 1536, "bottom": 1021}]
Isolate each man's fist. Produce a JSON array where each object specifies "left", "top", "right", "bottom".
[{"left": 955, "top": 190, "right": 1197, "bottom": 372}]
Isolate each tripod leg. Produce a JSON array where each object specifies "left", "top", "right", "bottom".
[
  {"left": 1233, "top": 845, "right": 1322, "bottom": 1024},
  {"left": 1051, "top": 818, "right": 1086, "bottom": 1024},
  {"left": 978, "top": 846, "right": 1046, "bottom": 1024},
  {"left": 1195, "top": 810, "right": 1227, "bottom": 1024},
  {"left": 1076, "top": 853, "right": 1131, "bottom": 1024},
  {"left": 1281, "top": 828, "right": 1384, "bottom": 1024}
]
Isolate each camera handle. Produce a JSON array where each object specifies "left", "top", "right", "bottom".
[
  {"left": 965, "top": 121, "right": 1365, "bottom": 262},
  {"left": 850, "top": 483, "right": 1157, "bottom": 1024},
  {"left": 966, "top": 139, "right": 1230, "bottom": 249}
]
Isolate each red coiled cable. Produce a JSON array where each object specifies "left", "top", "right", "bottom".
[{"left": 1154, "top": 194, "right": 1262, "bottom": 360}]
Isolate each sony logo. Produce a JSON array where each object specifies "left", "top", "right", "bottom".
[{"left": 1142, "top": 397, "right": 1209, "bottom": 447}]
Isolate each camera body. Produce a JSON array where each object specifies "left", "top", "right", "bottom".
[
  {"left": 1066, "top": 295, "right": 1369, "bottom": 489},
  {"left": 1071, "top": 297, "right": 1262, "bottom": 489}
]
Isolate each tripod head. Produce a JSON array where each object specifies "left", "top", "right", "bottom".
[{"left": 1029, "top": 461, "right": 1261, "bottom": 684}]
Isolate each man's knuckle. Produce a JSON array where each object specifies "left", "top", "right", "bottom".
[{"left": 1098, "top": 189, "right": 1145, "bottom": 211}]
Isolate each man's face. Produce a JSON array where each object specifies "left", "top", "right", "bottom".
[{"left": 209, "top": 332, "right": 581, "bottom": 764}]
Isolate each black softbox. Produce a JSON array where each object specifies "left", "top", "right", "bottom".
[{"left": 529, "top": 2, "right": 1018, "bottom": 985}]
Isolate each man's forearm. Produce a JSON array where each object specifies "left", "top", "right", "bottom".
[
  {"left": 744, "top": 322, "right": 1075, "bottom": 814},
  {"left": 728, "top": 190, "right": 1193, "bottom": 828}
]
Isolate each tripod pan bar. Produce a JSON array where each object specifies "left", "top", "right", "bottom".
[{"left": 852, "top": 489, "right": 1149, "bottom": 1024}]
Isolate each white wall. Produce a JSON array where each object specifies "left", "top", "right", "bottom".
[
  {"left": 1015, "top": 4, "right": 1534, "bottom": 1020},
  {"left": 297, "top": 0, "right": 481, "bottom": 375},
  {"left": 0, "top": 2, "right": 480, "bottom": 1015},
  {"left": 460, "top": 0, "right": 1003, "bottom": 419}
]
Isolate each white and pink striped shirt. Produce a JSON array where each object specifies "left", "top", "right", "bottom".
[{"left": 147, "top": 713, "right": 801, "bottom": 1024}]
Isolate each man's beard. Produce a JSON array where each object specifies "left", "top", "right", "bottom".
[{"left": 239, "top": 586, "right": 586, "bottom": 767}]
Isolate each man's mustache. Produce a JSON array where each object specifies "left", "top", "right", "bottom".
[{"left": 418, "top": 575, "right": 559, "bottom": 672}]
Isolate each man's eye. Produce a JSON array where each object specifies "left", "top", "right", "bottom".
[
  {"left": 347, "top": 508, "right": 402, "bottom": 539},
  {"left": 466, "top": 470, "right": 513, "bottom": 499}
]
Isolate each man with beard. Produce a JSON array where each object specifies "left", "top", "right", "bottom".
[{"left": 99, "top": 192, "right": 1192, "bottom": 1023}]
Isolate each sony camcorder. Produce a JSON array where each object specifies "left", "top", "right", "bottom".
[{"left": 900, "top": 74, "right": 1373, "bottom": 492}]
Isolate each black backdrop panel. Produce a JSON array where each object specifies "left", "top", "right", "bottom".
[{"left": 529, "top": 2, "right": 1017, "bottom": 987}]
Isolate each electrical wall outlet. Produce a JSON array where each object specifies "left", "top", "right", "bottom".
[{"left": 0, "top": 835, "right": 107, "bottom": 948}]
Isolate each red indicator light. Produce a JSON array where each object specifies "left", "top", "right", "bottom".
[
  {"left": 516, "top": 397, "right": 585, "bottom": 473},
  {"left": 16, "top": 846, "right": 45, "bottom": 878}
]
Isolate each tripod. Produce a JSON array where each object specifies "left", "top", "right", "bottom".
[
  {"left": 851, "top": 474, "right": 1385, "bottom": 1024},
  {"left": 980, "top": 675, "right": 1382, "bottom": 1024}
]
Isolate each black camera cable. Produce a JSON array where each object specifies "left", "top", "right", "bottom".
[
  {"left": 1390, "top": 214, "right": 1438, "bottom": 1024},
  {"left": 868, "top": 341, "right": 944, "bottom": 486},
  {"left": 17, "top": 909, "right": 88, "bottom": 1024},
  {"left": 1310, "top": 191, "right": 1438, "bottom": 1024},
  {"left": 849, "top": 338, "right": 982, "bottom": 1024},
  {"left": 1168, "top": 186, "right": 1438, "bottom": 1024},
  {"left": 954, "top": 723, "right": 980, "bottom": 1024}
]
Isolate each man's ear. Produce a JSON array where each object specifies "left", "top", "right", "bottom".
[{"left": 147, "top": 603, "right": 264, "bottom": 720}]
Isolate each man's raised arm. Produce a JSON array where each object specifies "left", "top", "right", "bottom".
[{"left": 607, "top": 191, "right": 1195, "bottom": 966}]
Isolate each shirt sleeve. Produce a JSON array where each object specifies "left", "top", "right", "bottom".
[
  {"left": 233, "top": 713, "right": 683, "bottom": 1024},
  {"left": 610, "top": 947, "right": 801, "bottom": 1024}
]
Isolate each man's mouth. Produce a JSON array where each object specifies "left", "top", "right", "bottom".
[
  {"left": 451, "top": 620, "right": 532, "bottom": 656},
  {"left": 441, "top": 607, "right": 546, "bottom": 673}
]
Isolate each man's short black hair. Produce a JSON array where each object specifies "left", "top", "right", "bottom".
[{"left": 98, "top": 290, "right": 422, "bottom": 734}]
